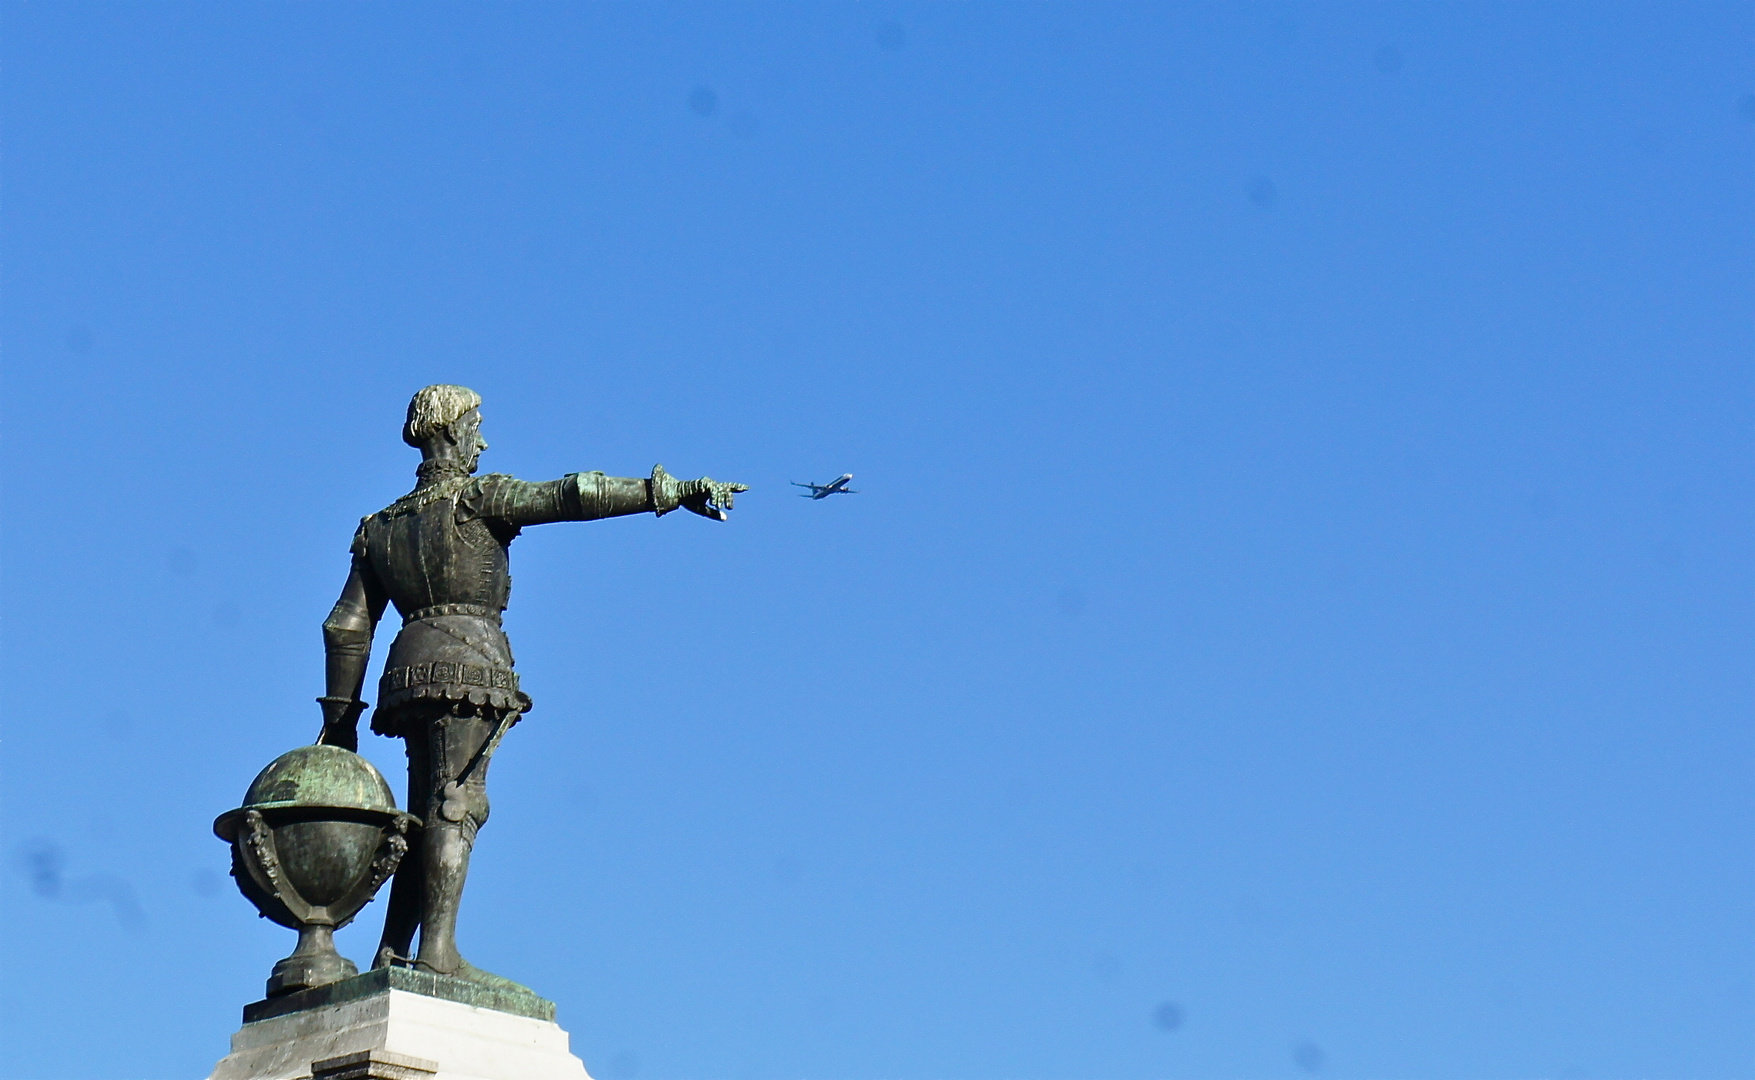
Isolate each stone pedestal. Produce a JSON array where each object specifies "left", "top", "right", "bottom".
[{"left": 209, "top": 968, "right": 592, "bottom": 1080}]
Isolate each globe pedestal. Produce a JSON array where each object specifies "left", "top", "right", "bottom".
[
  {"left": 268, "top": 925, "right": 360, "bottom": 998},
  {"left": 208, "top": 968, "right": 592, "bottom": 1080}
]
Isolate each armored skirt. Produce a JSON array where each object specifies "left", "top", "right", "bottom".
[{"left": 372, "top": 611, "right": 530, "bottom": 738}]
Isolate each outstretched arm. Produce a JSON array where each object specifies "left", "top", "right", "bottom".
[
  {"left": 316, "top": 555, "right": 388, "bottom": 751},
  {"left": 474, "top": 465, "right": 747, "bottom": 526}
]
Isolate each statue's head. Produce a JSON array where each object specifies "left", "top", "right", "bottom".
[{"left": 403, "top": 384, "right": 487, "bottom": 472}]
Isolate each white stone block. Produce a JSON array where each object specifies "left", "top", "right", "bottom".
[{"left": 209, "top": 987, "right": 593, "bottom": 1080}]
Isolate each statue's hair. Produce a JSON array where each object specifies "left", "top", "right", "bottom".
[{"left": 403, "top": 384, "right": 482, "bottom": 447}]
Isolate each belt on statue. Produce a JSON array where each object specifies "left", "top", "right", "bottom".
[
  {"left": 380, "top": 662, "right": 521, "bottom": 693},
  {"left": 402, "top": 603, "right": 501, "bottom": 624}
]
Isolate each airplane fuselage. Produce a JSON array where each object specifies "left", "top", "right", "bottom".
[{"left": 795, "top": 473, "right": 856, "bottom": 498}]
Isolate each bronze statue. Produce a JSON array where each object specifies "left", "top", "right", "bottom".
[{"left": 315, "top": 385, "right": 745, "bottom": 990}]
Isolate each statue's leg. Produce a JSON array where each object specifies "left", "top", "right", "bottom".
[
  {"left": 374, "top": 722, "right": 430, "bottom": 968},
  {"left": 373, "top": 859, "right": 422, "bottom": 968},
  {"left": 414, "top": 816, "right": 476, "bottom": 975},
  {"left": 414, "top": 707, "right": 528, "bottom": 991}
]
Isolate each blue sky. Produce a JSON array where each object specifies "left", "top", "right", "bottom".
[{"left": 2, "top": 4, "right": 1750, "bottom": 1078}]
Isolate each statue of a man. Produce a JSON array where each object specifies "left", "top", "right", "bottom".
[{"left": 316, "top": 384, "right": 745, "bottom": 988}]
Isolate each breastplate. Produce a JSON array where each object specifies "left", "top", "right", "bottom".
[{"left": 364, "top": 482, "right": 512, "bottom": 617}]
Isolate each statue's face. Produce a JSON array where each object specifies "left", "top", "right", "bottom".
[{"left": 455, "top": 408, "right": 488, "bottom": 472}]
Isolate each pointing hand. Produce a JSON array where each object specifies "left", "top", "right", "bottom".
[
  {"left": 682, "top": 478, "right": 749, "bottom": 521},
  {"left": 650, "top": 464, "right": 749, "bottom": 521}
]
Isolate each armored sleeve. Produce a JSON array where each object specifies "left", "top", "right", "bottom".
[
  {"left": 322, "top": 521, "right": 389, "bottom": 707},
  {"left": 468, "top": 472, "right": 653, "bottom": 526}
]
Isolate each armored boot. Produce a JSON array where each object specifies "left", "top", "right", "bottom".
[{"left": 412, "top": 820, "right": 531, "bottom": 995}]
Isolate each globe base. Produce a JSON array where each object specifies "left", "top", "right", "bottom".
[{"left": 268, "top": 924, "right": 358, "bottom": 997}]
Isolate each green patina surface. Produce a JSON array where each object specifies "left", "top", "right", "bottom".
[
  {"left": 242, "top": 966, "right": 555, "bottom": 1024},
  {"left": 242, "top": 744, "right": 399, "bottom": 814}
]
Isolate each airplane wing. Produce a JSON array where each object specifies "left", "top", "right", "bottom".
[{"left": 793, "top": 478, "right": 856, "bottom": 497}]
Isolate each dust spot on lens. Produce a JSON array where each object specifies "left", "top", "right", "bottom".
[
  {"left": 875, "top": 21, "right": 906, "bottom": 50},
  {"left": 607, "top": 1051, "right": 641, "bottom": 1078},
  {"left": 15, "top": 843, "right": 145, "bottom": 929},
  {"left": 20, "top": 839, "right": 62, "bottom": 898},
  {"left": 71, "top": 874, "right": 145, "bottom": 930},
  {"left": 1153, "top": 1001, "right": 1184, "bottom": 1031},
  {"left": 191, "top": 868, "right": 225, "bottom": 897},
  {"left": 688, "top": 87, "right": 718, "bottom": 117},
  {"left": 1294, "top": 1040, "right": 1325, "bottom": 1073},
  {"left": 1372, "top": 45, "right": 1402, "bottom": 73},
  {"left": 1246, "top": 176, "right": 1277, "bottom": 209}
]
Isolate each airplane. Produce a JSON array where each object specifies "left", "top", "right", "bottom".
[{"left": 792, "top": 473, "right": 857, "bottom": 499}]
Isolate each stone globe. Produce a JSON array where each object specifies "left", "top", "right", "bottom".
[{"left": 215, "top": 744, "right": 418, "bottom": 998}]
